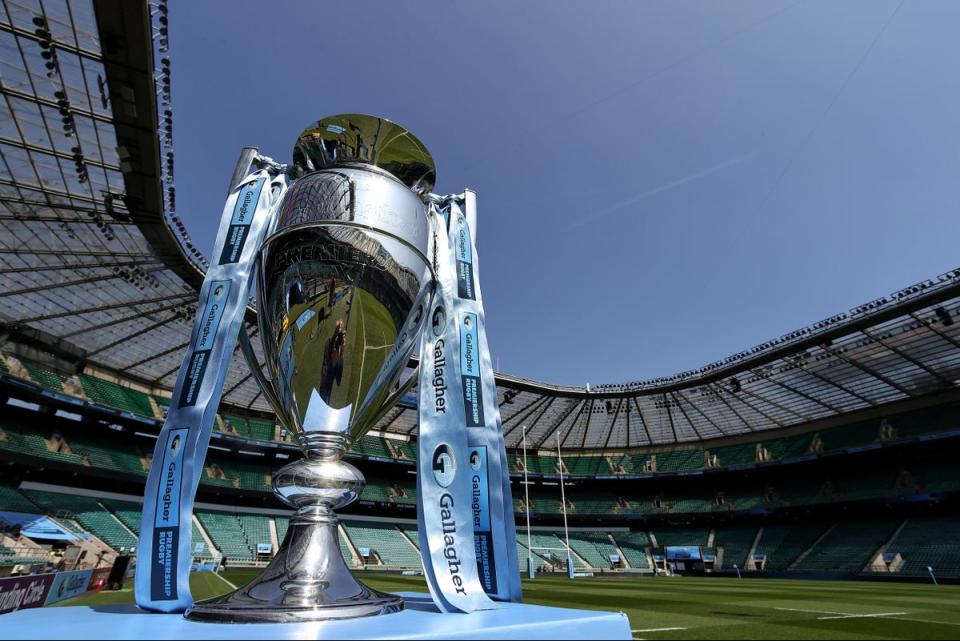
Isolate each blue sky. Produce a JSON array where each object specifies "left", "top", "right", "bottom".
[{"left": 169, "top": 0, "right": 960, "bottom": 387}]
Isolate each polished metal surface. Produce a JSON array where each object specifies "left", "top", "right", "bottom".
[
  {"left": 184, "top": 510, "right": 404, "bottom": 623},
  {"left": 292, "top": 114, "right": 436, "bottom": 197},
  {"left": 257, "top": 168, "right": 432, "bottom": 449},
  {"left": 187, "top": 115, "right": 434, "bottom": 623}
]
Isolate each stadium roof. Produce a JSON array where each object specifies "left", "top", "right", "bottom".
[{"left": 2, "top": 0, "right": 960, "bottom": 450}]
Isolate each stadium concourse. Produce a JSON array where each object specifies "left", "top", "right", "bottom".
[{"left": 0, "top": 0, "right": 959, "bottom": 638}]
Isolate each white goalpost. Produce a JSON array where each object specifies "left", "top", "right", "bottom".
[{"left": 522, "top": 427, "right": 575, "bottom": 579}]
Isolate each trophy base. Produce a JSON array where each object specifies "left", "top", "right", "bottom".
[
  {"left": 184, "top": 592, "right": 404, "bottom": 624},
  {"left": 2, "top": 593, "right": 633, "bottom": 639},
  {"left": 185, "top": 513, "right": 403, "bottom": 623}
]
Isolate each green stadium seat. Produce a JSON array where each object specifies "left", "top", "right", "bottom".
[
  {"left": 196, "top": 510, "right": 258, "bottom": 563},
  {"left": 23, "top": 363, "right": 66, "bottom": 393},
  {"left": 753, "top": 522, "right": 832, "bottom": 571},
  {"left": 0, "top": 483, "right": 41, "bottom": 513},
  {"left": 78, "top": 374, "right": 154, "bottom": 417},
  {"left": 884, "top": 515, "right": 960, "bottom": 577},
  {"left": 713, "top": 526, "right": 758, "bottom": 569},
  {"left": 22, "top": 490, "right": 137, "bottom": 552},
  {"left": 654, "top": 450, "right": 703, "bottom": 473},
  {"left": 341, "top": 520, "right": 420, "bottom": 568},
  {"left": 710, "top": 443, "right": 758, "bottom": 467},
  {"left": 566, "top": 532, "right": 621, "bottom": 569},
  {"left": 794, "top": 518, "right": 900, "bottom": 573},
  {"left": 652, "top": 526, "right": 710, "bottom": 548},
  {"left": 611, "top": 531, "right": 650, "bottom": 569}
]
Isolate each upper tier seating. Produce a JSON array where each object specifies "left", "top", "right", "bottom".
[
  {"left": 3, "top": 358, "right": 958, "bottom": 480},
  {"left": 23, "top": 363, "right": 66, "bottom": 393},
  {"left": 79, "top": 374, "right": 154, "bottom": 417}
]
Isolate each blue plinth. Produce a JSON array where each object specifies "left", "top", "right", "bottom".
[{"left": 0, "top": 593, "right": 632, "bottom": 640}]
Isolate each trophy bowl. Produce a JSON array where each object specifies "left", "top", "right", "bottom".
[{"left": 185, "top": 114, "right": 435, "bottom": 623}]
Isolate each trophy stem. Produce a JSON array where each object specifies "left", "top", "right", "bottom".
[{"left": 184, "top": 439, "right": 404, "bottom": 623}]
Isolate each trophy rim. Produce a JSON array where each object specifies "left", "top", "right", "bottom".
[{"left": 292, "top": 113, "right": 437, "bottom": 197}]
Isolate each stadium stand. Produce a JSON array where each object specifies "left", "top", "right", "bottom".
[
  {"left": 21, "top": 490, "right": 137, "bottom": 552},
  {"left": 78, "top": 374, "right": 154, "bottom": 418},
  {"left": 713, "top": 526, "right": 759, "bottom": 570},
  {"left": 341, "top": 521, "right": 420, "bottom": 568},
  {"left": 195, "top": 511, "right": 261, "bottom": 563},
  {"left": 652, "top": 526, "right": 711, "bottom": 548},
  {"left": 752, "top": 523, "right": 833, "bottom": 571},
  {"left": 565, "top": 532, "right": 622, "bottom": 569},
  {"left": 0, "top": 482, "right": 41, "bottom": 514},
  {"left": 883, "top": 515, "right": 960, "bottom": 577},
  {"left": 794, "top": 519, "right": 901, "bottom": 573},
  {"left": 4, "top": 357, "right": 960, "bottom": 488},
  {"left": 613, "top": 531, "right": 652, "bottom": 570}
]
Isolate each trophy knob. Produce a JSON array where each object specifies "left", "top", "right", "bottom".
[{"left": 273, "top": 453, "right": 365, "bottom": 513}]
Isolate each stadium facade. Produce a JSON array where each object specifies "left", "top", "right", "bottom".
[{"left": 0, "top": 0, "right": 958, "bottom": 583}]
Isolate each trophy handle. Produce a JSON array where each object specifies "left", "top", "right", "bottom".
[{"left": 238, "top": 320, "right": 286, "bottom": 423}]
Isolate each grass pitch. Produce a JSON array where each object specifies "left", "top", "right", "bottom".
[{"left": 55, "top": 571, "right": 960, "bottom": 639}]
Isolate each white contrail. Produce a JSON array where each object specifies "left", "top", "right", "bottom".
[{"left": 570, "top": 151, "right": 758, "bottom": 230}]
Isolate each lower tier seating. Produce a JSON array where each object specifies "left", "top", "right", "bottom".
[
  {"left": 753, "top": 522, "right": 832, "bottom": 571},
  {"left": 794, "top": 518, "right": 900, "bottom": 573},
  {"left": 341, "top": 521, "right": 420, "bottom": 568},
  {"left": 884, "top": 515, "right": 960, "bottom": 577}
]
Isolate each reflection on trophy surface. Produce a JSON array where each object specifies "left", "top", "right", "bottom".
[{"left": 185, "top": 114, "right": 435, "bottom": 623}]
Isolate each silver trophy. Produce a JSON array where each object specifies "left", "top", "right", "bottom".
[{"left": 185, "top": 114, "right": 435, "bottom": 623}]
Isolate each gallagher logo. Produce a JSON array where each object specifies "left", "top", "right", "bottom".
[{"left": 432, "top": 444, "right": 456, "bottom": 488}]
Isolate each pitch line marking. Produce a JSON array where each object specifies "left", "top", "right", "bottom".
[
  {"left": 631, "top": 627, "right": 687, "bottom": 633},
  {"left": 817, "top": 612, "right": 907, "bottom": 620},
  {"left": 892, "top": 617, "right": 960, "bottom": 627},
  {"left": 774, "top": 607, "right": 853, "bottom": 616},
  {"left": 211, "top": 571, "right": 238, "bottom": 590}
]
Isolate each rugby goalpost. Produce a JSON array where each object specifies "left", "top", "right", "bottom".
[{"left": 522, "top": 426, "right": 575, "bottom": 579}]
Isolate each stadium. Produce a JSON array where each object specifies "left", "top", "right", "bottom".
[{"left": 0, "top": 0, "right": 958, "bottom": 639}]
